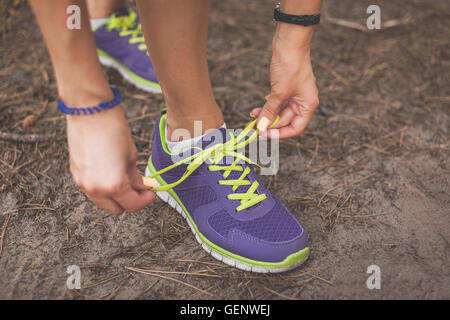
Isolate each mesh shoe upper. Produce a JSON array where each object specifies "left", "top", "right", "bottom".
[{"left": 209, "top": 202, "right": 301, "bottom": 243}]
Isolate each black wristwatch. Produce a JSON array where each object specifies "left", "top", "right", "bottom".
[{"left": 274, "top": 3, "right": 320, "bottom": 26}]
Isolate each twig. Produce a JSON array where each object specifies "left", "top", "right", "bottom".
[
  {"left": 126, "top": 267, "right": 220, "bottom": 278},
  {"left": 363, "top": 143, "right": 392, "bottom": 155},
  {"left": 424, "top": 96, "right": 450, "bottom": 103},
  {"left": 323, "top": 15, "right": 411, "bottom": 32},
  {"left": 307, "top": 136, "right": 319, "bottom": 168},
  {"left": 340, "top": 213, "right": 387, "bottom": 219},
  {"left": 0, "top": 214, "right": 11, "bottom": 260},
  {"left": 318, "top": 184, "right": 344, "bottom": 206},
  {"left": 318, "top": 174, "right": 375, "bottom": 207},
  {"left": 1, "top": 209, "right": 18, "bottom": 216},
  {"left": 0, "top": 131, "right": 64, "bottom": 143},
  {"left": 359, "top": 195, "right": 375, "bottom": 210},
  {"left": 188, "top": 284, "right": 218, "bottom": 300},
  {"left": 106, "top": 274, "right": 132, "bottom": 300},
  {"left": 40, "top": 115, "right": 65, "bottom": 123},
  {"left": 0, "top": 158, "right": 13, "bottom": 169},
  {"left": 323, "top": 16, "right": 368, "bottom": 32},
  {"left": 315, "top": 61, "right": 350, "bottom": 86},
  {"left": 398, "top": 128, "right": 406, "bottom": 148},
  {"left": 137, "top": 279, "right": 160, "bottom": 299},
  {"left": 81, "top": 273, "right": 123, "bottom": 290},
  {"left": 72, "top": 290, "right": 103, "bottom": 300},
  {"left": 11, "top": 159, "right": 36, "bottom": 174},
  {"left": 293, "top": 278, "right": 316, "bottom": 297},
  {"left": 263, "top": 286, "right": 297, "bottom": 300},
  {"left": 246, "top": 283, "right": 255, "bottom": 300},
  {"left": 339, "top": 192, "right": 352, "bottom": 209},
  {"left": 287, "top": 271, "right": 333, "bottom": 285},
  {"left": 312, "top": 145, "right": 362, "bottom": 173},
  {"left": 173, "top": 258, "right": 228, "bottom": 268},
  {"left": 125, "top": 266, "right": 213, "bottom": 297}
]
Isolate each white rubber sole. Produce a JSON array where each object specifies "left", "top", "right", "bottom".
[
  {"left": 145, "top": 167, "right": 307, "bottom": 273},
  {"left": 98, "top": 55, "right": 162, "bottom": 94}
]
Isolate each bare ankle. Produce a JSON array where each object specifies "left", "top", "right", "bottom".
[
  {"left": 166, "top": 110, "right": 224, "bottom": 142},
  {"left": 86, "top": 0, "right": 125, "bottom": 19}
]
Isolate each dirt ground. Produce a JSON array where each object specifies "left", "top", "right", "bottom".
[{"left": 0, "top": 0, "right": 449, "bottom": 300}]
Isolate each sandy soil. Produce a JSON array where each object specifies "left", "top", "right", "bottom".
[{"left": 0, "top": 0, "right": 449, "bottom": 299}]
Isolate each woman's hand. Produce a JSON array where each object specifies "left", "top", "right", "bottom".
[
  {"left": 252, "top": 23, "right": 319, "bottom": 139},
  {"left": 66, "top": 107, "right": 157, "bottom": 216}
]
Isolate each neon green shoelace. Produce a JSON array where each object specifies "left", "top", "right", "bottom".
[
  {"left": 106, "top": 10, "right": 147, "bottom": 52},
  {"left": 150, "top": 117, "right": 279, "bottom": 212}
]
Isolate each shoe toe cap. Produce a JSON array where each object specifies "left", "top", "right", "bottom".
[{"left": 229, "top": 226, "right": 309, "bottom": 264}]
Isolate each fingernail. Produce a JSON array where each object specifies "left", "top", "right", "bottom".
[
  {"left": 143, "top": 177, "right": 158, "bottom": 187},
  {"left": 250, "top": 112, "right": 255, "bottom": 118},
  {"left": 257, "top": 116, "right": 270, "bottom": 132}
]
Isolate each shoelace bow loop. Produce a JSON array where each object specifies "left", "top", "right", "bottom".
[
  {"left": 150, "top": 118, "right": 278, "bottom": 212},
  {"left": 107, "top": 11, "right": 147, "bottom": 52}
]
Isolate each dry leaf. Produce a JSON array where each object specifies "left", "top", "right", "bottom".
[{"left": 22, "top": 114, "right": 37, "bottom": 128}]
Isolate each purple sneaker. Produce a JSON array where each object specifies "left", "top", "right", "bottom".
[
  {"left": 145, "top": 111, "right": 309, "bottom": 273},
  {"left": 92, "top": 7, "right": 161, "bottom": 93}
]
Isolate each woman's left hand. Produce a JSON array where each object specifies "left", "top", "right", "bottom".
[{"left": 252, "top": 27, "right": 319, "bottom": 139}]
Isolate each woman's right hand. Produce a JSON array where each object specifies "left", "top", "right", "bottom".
[{"left": 66, "top": 107, "right": 157, "bottom": 216}]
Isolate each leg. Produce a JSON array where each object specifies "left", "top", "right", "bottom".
[
  {"left": 136, "top": 0, "right": 223, "bottom": 139},
  {"left": 136, "top": 0, "right": 309, "bottom": 272},
  {"left": 29, "top": 0, "right": 156, "bottom": 215},
  {"left": 86, "top": 0, "right": 125, "bottom": 19},
  {"left": 29, "top": 0, "right": 112, "bottom": 106}
]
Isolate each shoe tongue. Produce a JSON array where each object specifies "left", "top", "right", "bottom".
[
  {"left": 196, "top": 127, "right": 239, "bottom": 167},
  {"left": 198, "top": 127, "right": 229, "bottom": 150}
]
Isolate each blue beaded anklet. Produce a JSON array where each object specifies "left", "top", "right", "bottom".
[{"left": 58, "top": 87, "right": 121, "bottom": 115}]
